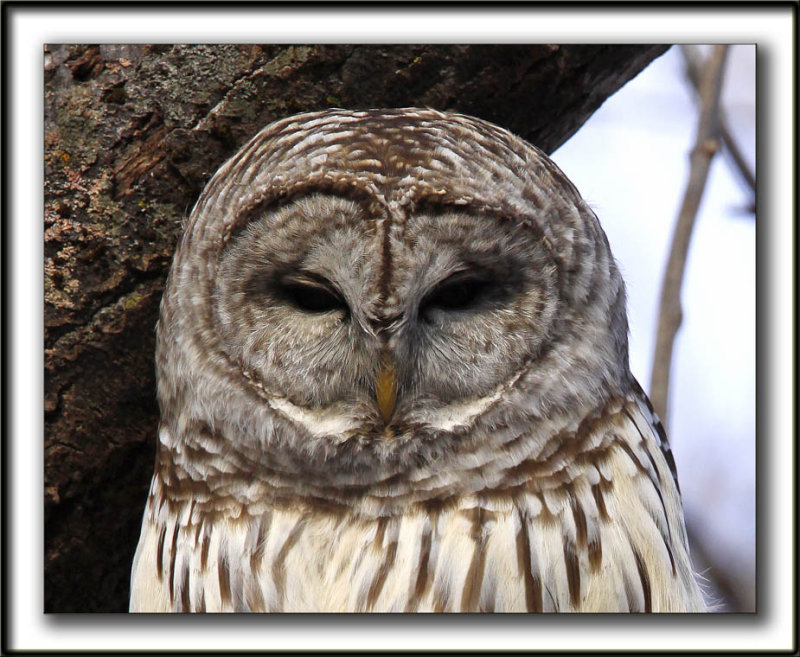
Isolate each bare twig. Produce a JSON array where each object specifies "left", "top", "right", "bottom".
[
  {"left": 681, "top": 45, "right": 756, "bottom": 202},
  {"left": 650, "top": 45, "right": 730, "bottom": 424}
]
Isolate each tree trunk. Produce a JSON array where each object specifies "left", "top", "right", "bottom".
[{"left": 44, "top": 43, "right": 669, "bottom": 612}]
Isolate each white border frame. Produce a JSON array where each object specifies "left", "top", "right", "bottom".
[{"left": 7, "top": 4, "right": 795, "bottom": 653}]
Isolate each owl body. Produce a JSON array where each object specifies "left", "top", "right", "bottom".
[{"left": 130, "top": 109, "right": 706, "bottom": 612}]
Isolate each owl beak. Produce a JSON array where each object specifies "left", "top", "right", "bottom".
[{"left": 375, "top": 353, "right": 398, "bottom": 423}]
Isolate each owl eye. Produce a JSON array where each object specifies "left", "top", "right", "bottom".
[
  {"left": 280, "top": 278, "right": 348, "bottom": 315},
  {"left": 420, "top": 274, "right": 489, "bottom": 318}
]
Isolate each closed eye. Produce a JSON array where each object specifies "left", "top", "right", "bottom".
[
  {"left": 279, "top": 276, "right": 349, "bottom": 315},
  {"left": 420, "top": 274, "right": 490, "bottom": 318}
]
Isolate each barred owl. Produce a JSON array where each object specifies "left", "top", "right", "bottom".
[{"left": 130, "top": 108, "right": 706, "bottom": 612}]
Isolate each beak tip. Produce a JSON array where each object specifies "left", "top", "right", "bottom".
[{"left": 376, "top": 356, "right": 398, "bottom": 424}]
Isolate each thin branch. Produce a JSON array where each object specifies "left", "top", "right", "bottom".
[
  {"left": 650, "top": 45, "right": 730, "bottom": 424},
  {"left": 681, "top": 45, "right": 756, "bottom": 202}
]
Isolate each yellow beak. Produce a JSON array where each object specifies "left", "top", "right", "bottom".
[{"left": 375, "top": 353, "right": 398, "bottom": 423}]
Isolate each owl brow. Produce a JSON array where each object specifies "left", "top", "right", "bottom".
[
  {"left": 412, "top": 196, "right": 570, "bottom": 298},
  {"left": 231, "top": 181, "right": 382, "bottom": 237},
  {"left": 409, "top": 195, "right": 513, "bottom": 220},
  {"left": 436, "top": 267, "right": 492, "bottom": 284},
  {"left": 280, "top": 270, "right": 343, "bottom": 294},
  {"left": 242, "top": 266, "right": 341, "bottom": 301}
]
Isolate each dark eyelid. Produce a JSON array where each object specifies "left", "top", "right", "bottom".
[
  {"left": 420, "top": 269, "right": 493, "bottom": 316},
  {"left": 427, "top": 269, "right": 491, "bottom": 295},
  {"left": 438, "top": 269, "right": 488, "bottom": 286},
  {"left": 277, "top": 272, "right": 349, "bottom": 314},
  {"left": 280, "top": 271, "right": 339, "bottom": 291}
]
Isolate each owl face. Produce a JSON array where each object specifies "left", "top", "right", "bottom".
[
  {"left": 159, "top": 108, "right": 629, "bottom": 484},
  {"left": 215, "top": 193, "right": 559, "bottom": 433}
]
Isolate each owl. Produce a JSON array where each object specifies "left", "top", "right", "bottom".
[{"left": 130, "top": 108, "right": 706, "bottom": 612}]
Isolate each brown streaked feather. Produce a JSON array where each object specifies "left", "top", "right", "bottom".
[
  {"left": 155, "top": 524, "right": 167, "bottom": 581},
  {"left": 168, "top": 522, "right": 179, "bottom": 604},
  {"left": 409, "top": 517, "right": 433, "bottom": 608},
  {"left": 270, "top": 521, "right": 306, "bottom": 611},
  {"left": 617, "top": 439, "right": 651, "bottom": 478},
  {"left": 245, "top": 578, "right": 266, "bottom": 613},
  {"left": 179, "top": 565, "right": 191, "bottom": 612},
  {"left": 249, "top": 514, "right": 271, "bottom": 573},
  {"left": 631, "top": 380, "right": 681, "bottom": 492},
  {"left": 200, "top": 532, "right": 211, "bottom": 571},
  {"left": 663, "top": 535, "right": 677, "bottom": 576},
  {"left": 460, "top": 507, "right": 490, "bottom": 612},
  {"left": 568, "top": 488, "right": 588, "bottom": 550},
  {"left": 631, "top": 545, "right": 653, "bottom": 613},
  {"left": 588, "top": 534, "right": 603, "bottom": 573},
  {"left": 622, "top": 406, "right": 662, "bottom": 478},
  {"left": 515, "top": 507, "right": 542, "bottom": 612},
  {"left": 218, "top": 553, "right": 232, "bottom": 608},
  {"left": 591, "top": 483, "right": 610, "bottom": 522},
  {"left": 365, "top": 518, "right": 398, "bottom": 611},
  {"left": 563, "top": 541, "right": 581, "bottom": 608}
]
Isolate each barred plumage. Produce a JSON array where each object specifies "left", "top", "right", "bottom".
[{"left": 130, "top": 108, "right": 706, "bottom": 612}]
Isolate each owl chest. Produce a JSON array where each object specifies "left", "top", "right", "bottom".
[
  {"left": 184, "top": 505, "right": 535, "bottom": 613},
  {"left": 133, "top": 458, "right": 702, "bottom": 612}
]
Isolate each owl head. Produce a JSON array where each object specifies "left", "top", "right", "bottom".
[{"left": 155, "top": 109, "right": 630, "bottom": 501}]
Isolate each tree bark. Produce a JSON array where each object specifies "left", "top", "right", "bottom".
[{"left": 44, "top": 43, "right": 669, "bottom": 612}]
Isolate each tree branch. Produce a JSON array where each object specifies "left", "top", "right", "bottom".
[
  {"left": 650, "top": 45, "right": 730, "bottom": 424},
  {"left": 681, "top": 45, "right": 755, "bottom": 205}
]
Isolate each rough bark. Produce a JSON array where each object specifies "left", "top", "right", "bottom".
[{"left": 44, "top": 43, "right": 669, "bottom": 612}]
